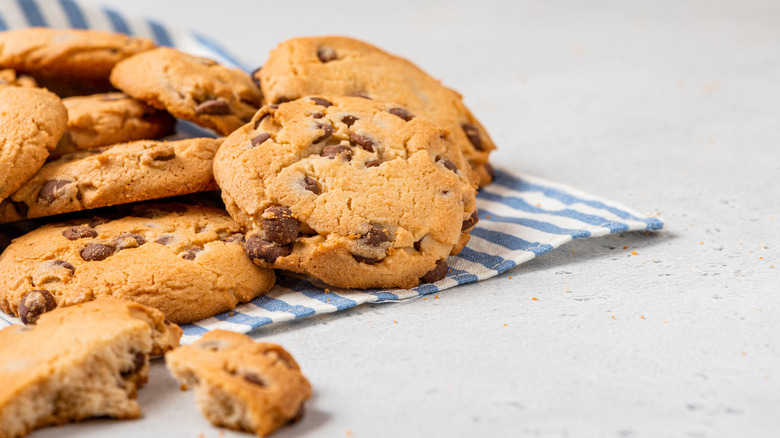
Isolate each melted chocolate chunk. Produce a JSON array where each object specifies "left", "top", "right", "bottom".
[
  {"left": 420, "top": 259, "right": 448, "bottom": 283},
  {"left": 37, "top": 180, "right": 70, "bottom": 203},
  {"left": 62, "top": 225, "right": 97, "bottom": 241},
  {"left": 52, "top": 260, "right": 76, "bottom": 275},
  {"left": 182, "top": 248, "right": 203, "bottom": 260},
  {"left": 321, "top": 144, "right": 352, "bottom": 161},
  {"left": 350, "top": 134, "right": 375, "bottom": 152},
  {"left": 251, "top": 66, "right": 262, "bottom": 88},
  {"left": 341, "top": 115, "right": 358, "bottom": 126},
  {"left": 242, "top": 372, "right": 267, "bottom": 387},
  {"left": 312, "top": 112, "right": 324, "bottom": 119},
  {"left": 462, "top": 123, "right": 484, "bottom": 150},
  {"left": 462, "top": 211, "right": 479, "bottom": 231},
  {"left": 365, "top": 159, "right": 382, "bottom": 168},
  {"left": 388, "top": 107, "right": 414, "bottom": 121},
  {"left": 262, "top": 206, "right": 299, "bottom": 245},
  {"left": 251, "top": 133, "right": 271, "bottom": 147},
  {"left": 195, "top": 99, "right": 231, "bottom": 115},
  {"left": 362, "top": 225, "right": 388, "bottom": 246},
  {"left": 303, "top": 176, "right": 322, "bottom": 194},
  {"left": 310, "top": 97, "right": 332, "bottom": 107},
  {"left": 18, "top": 290, "right": 56, "bottom": 325},
  {"left": 317, "top": 46, "right": 337, "bottom": 62},
  {"left": 80, "top": 243, "right": 115, "bottom": 261},
  {"left": 153, "top": 153, "right": 176, "bottom": 161},
  {"left": 439, "top": 158, "right": 458, "bottom": 173},
  {"left": 154, "top": 235, "right": 174, "bottom": 245},
  {"left": 253, "top": 112, "right": 271, "bottom": 129},
  {"left": 484, "top": 163, "right": 495, "bottom": 182},
  {"left": 353, "top": 254, "right": 382, "bottom": 265},
  {"left": 245, "top": 236, "right": 292, "bottom": 264},
  {"left": 122, "top": 352, "right": 146, "bottom": 377},
  {"left": 313, "top": 123, "right": 333, "bottom": 144}
]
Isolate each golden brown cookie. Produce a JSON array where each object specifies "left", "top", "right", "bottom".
[
  {"left": 0, "top": 68, "right": 37, "bottom": 87},
  {"left": 53, "top": 92, "right": 176, "bottom": 157},
  {"left": 166, "top": 330, "right": 311, "bottom": 437},
  {"left": 0, "top": 204, "right": 276, "bottom": 324},
  {"left": 213, "top": 96, "right": 478, "bottom": 289},
  {"left": 110, "top": 47, "right": 261, "bottom": 136},
  {"left": 0, "top": 298, "right": 181, "bottom": 438},
  {"left": 256, "top": 36, "right": 496, "bottom": 185},
  {"left": 0, "top": 85, "right": 68, "bottom": 204},
  {"left": 0, "top": 27, "right": 155, "bottom": 96},
  {"left": 0, "top": 137, "right": 221, "bottom": 223}
]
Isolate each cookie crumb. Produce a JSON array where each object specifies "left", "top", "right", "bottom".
[
  {"left": 393, "top": 320, "right": 398, "bottom": 324},
  {"left": 611, "top": 315, "right": 616, "bottom": 320},
  {"left": 531, "top": 297, "right": 538, "bottom": 301},
  {"left": 631, "top": 250, "right": 638, "bottom": 256},
  {"left": 640, "top": 315, "right": 645, "bottom": 319},
  {"left": 623, "top": 246, "right": 629, "bottom": 250}
]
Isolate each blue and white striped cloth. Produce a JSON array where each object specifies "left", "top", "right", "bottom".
[{"left": 0, "top": 0, "right": 664, "bottom": 343}]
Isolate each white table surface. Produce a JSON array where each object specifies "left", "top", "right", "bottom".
[{"left": 33, "top": 0, "right": 780, "bottom": 437}]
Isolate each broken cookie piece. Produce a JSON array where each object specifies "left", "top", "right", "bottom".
[
  {"left": 0, "top": 298, "right": 182, "bottom": 438},
  {"left": 166, "top": 330, "right": 311, "bottom": 437}
]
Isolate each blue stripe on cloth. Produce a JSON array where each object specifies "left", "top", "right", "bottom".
[
  {"left": 457, "top": 247, "right": 517, "bottom": 272},
  {"left": 192, "top": 31, "right": 252, "bottom": 72},
  {"left": 103, "top": 7, "right": 130, "bottom": 34},
  {"left": 213, "top": 311, "right": 273, "bottom": 329},
  {"left": 277, "top": 276, "right": 358, "bottom": 311},
  {"left": 448, "top": 266, "right": 481, "bottom": 283},
  {"left": 251, "top": 295, "right": 316, "bottom": 318},
  {"left": 471, "top": 227, "right": 556, "bottom": 256},
  {"left": 414, "top": 283, "right": 440, "bottom": 296},
  {"left": 176, "top": 120, "right": 218, "bottom": 138},
  {"left": 148, "top": 19, "right": 173, "bottom": 46},
  {"left": 18, "top": 0, "right": 46, "bottom": 26},
  {"left": 493, "top": 169, "right": 663, "bottom": 230},
  {"left": 0, "top": 9, "right": 7, "bottom": 30},
  {"left": 480, "top": 208, "right": 592, "bottom": 238},
  {"left": 180, "top": 323, "right": 208, "bottom": 336},
  {"left": 357, "top": 288, "right": 400, "bottom": 301},
  {"left": 478, "top": 190, "right": 630, "bottom": 233},
  {"left": 59, "top": 0, "right": 87, "bottom": 28}
]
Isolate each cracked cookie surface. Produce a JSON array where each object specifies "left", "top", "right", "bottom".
[
  {"left": 0, "top": 137, "right": 221, "bottom": 223},
  {"left": 54, "top": 92, "right": 176, "bottom": 157},
  {"left": 213, "top": 96, "right": 478, "bottom": 289},
  {"left": 110, "top": 47, "right": 262, "bottom": 136},
  {"left": 0, "top": 85, "right": 68, "bottom": 204},
  {"left": 0, "top": 27, "right": 156, "bottom": 96},
  {"left": 0, "top": 204, "right": 276, "bottom": 323},
  {"left": 0, "top": 298, "right": 181, "bottom": 438},
  {"left": 166, "top": 330, "right": 311, "bottom": 437},
  {"left": 257, "top": 36, "right": 496, "bottom": 185}
]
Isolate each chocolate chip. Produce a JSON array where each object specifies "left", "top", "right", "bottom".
[
  {"left": 37, "top": 179, "right": 70, "bottom": 203},
  {"left": 115, "top": 232, "right": 146, "bottom": 250},
  {"left": 262, "top": 206, "right": 299, "bottom": 245},
  {"left": 420, "top": 259, "right": 448, "bottom": 283},
  {"left": 242, "top": 372, "right": 267, "bottom": 387},
  {"left": 89, "top": 217, "right": 111, "bottom": 228},
  {"left": 353, "top": 254, "right": 382, "bottom": 265},
  {"left": 462, "top": 123, "right": 484, "bottom": 151},
  {"left": 195, "top": 99, "right": 231, "bottom": 115},
  {"left": 18, "top": 290, "right": 56, "bottom": 325},
  {"left": 253, "top": 112, "right": 271, "bottom": 129},
  {"left": 52, "top": 260, "right": 75, "bottom": 274},
  {"left": 12, "top": 201, "right": 28, "bottom": 218},
  {"left": 365, "top": 159, "right": 382, "bottom": 168},
  {"left": 321, "top": 144, "right": 352, "bottom": 161},
  {"left": 251, "top": 66, "right": 262, "bottom": 88},
  {"left": 251, "top": 133, "right": 271, "bottom": 147},
  {"left": 389, "top": 107, "right": 414, "bottom": 121},
  {"left": 310, "top": 97, "right": 332, "bottom": 107},
  {"left": 362, "top": 225, "right": 388, "bottom": 246},
  {"left": 439, "top": 158, "right": 458, "bottom": 172},
  {"left": 349, "top": 133, "right": 375, "bottom": 152},
  {"left": 245, "top": 235, "right": 292, "bottom": 263},
  {"left": 313, "top": 124, "right": 333, "bottom": 144},
  {"left": 122, "top": 352, "right": 146, "bottom": 377},
  {"left": 303, "top": 176, "right": 321, "bottom": 194},
  {"left": 153, "top": 153, "right": 176, "bottom": 161},
  {"left": 226, "top": 234, "right": 246, "bottom": 245},
  {"left": 484, "top": 163, "right": 495, "bottom": 182},
  {"left": 462, "top": 211, "right": 479, "bottom": 231},
  {"left": 351, "top": 93, "right": 372, "bottom": 100},
  {"left": 341, "top": 115, "right": 358, "bottom": 126},
  {"left": 317, "top": 46, "right": 337, "bottom": 62},
  {"left": 182, "top": 248, "right": 203, "bottom": 260},
  {"left": 312, "top": 112, "right": 324, "bottom": 119},
  {"left": 154, "top": 235, "right": 174, "bottom": 245},
  {"left": 62, "top": 225, "right": 97, "bottom": 241},
  {"left": 414, "top": 239, "right": 423, "bottom": 252},
  {"left": 80, "top": 243, "right": 115, "bottom": 261}
]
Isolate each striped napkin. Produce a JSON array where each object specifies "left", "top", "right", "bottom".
[{"left": 0, "top": 0, "right": 664, "bottom": 343}]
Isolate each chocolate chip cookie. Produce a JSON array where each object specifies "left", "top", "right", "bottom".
[
  {"left": 0, "top": 68, "right": 37, "bottom": 87},
  {"left": 0, "top": 27, "right": 156, "bottom": 96},
  {"left": 0, "top": 298, "right": 181, "bottom": 438},
  {"left": 0, "top": 204, "right": 276, "bottom": 324},
  {"left": 0, "top": 137, "right": 221, "bottom": 223},
  {"left": 166, "top": 330, "right": 311, "bottom": 437},
  {"left": 213, "top": 96, "right": 478, "bottom": 289},
  {"left": 256, "top": 36, "right": 496, "bottom": 185},
  {"left": 0, "top": 85, "right": 68, "bottom": 204},
  {"left": 53, "top": 92, "right": 176, "bottom": 157},
  {"left": 110, "top": 47, "right": 262, "bottom": 136}
]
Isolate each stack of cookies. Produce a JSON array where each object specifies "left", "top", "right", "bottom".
[{"left": 0, "top": 27, "right": 497, "bottom": 437}]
